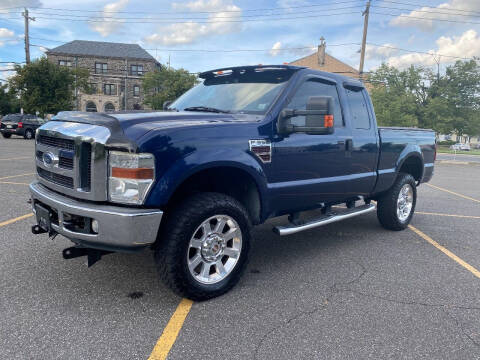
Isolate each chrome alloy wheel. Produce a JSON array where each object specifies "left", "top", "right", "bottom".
[
  {"left": 187, "top": 215, "right": 242, "bottom": 284},
  {"left": 397, "top": 184, "right": 414, "bottom": 222}
]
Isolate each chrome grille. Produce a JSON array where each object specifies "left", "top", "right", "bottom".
[
  {"left": 37, "top": 167, "right": 74, "bottom": 188},
  {"left": 38, "top": 135, "right": 75, "bottom": 150},
  {"left": 35, "top": 121, "right": 111, "bottom": 201}
]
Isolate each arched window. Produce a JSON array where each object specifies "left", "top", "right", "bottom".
[
  {"left": 104, "top": 102, "right": 115, "bottom": 113},
  {"left": 133, "top": 103, "right": 141, "bottom": 110},
  {"left": 86, "top": 101, "right": 97, "bottom": 112}
]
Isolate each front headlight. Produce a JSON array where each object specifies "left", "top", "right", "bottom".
[{"left": 108, "top": 151, "right": 155, "bottom": 205}]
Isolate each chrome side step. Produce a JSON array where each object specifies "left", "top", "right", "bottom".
[{"left": 273, "top": 204, "right": 376, "bottom": 236}]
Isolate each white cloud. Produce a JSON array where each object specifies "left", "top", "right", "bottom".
[
  {"left": 0, "top": 27, "right": 16, "bottom": 47},
  {"left": 365, "top": 43, "right": 398, "bottom": 60},
  {"left": 268, "top": 41, "right": 315, "bottom": 57},
  {"left": 145, "top": 0, "right": 242, "bottom": 46},
  {"left": 386, "top": 29, "right": 480, "bottom": 68},
  {"left": 269, "top": 41, "right": 282, "bottom": 56},
  {"left": 390, "top": 0, "right": 480, "bottom": 31},
  {"left": 89, "top": 0, "right": 129, "bottom": 37}
]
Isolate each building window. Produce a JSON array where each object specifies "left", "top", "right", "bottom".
[
  {"left": 133, "top": 85, "right": 140, "bottom": 97},
  {"left": 104, "top": 102, "right": 115, "bottom": 113},
  {"left": 95, "top": 63, "right": 108, "bottom": 74},
  {"left": 59, "top": 60, "right": 72, "bottom": 67},
  {"left": 104, "top": 84, "right": 116, "bottom": 95},
  {"left": 86, "top": 101, "right": 97, "bottom": 112},
  {"left": 130, "top": 64, "right": 144, "bottom": 76}
]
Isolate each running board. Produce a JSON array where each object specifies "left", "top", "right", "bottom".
[{"left": 273, "top": 204, "right": 376, "bottom": 236}]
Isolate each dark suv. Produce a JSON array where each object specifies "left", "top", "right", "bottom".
[{"left": 0, "top": 114, "right": 47, "bottom": 139}]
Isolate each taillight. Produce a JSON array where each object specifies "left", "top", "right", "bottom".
[
  {"left": 434, "top": 144, "right": 437, "bottom": 161},
  {"left": 18, "top": 122, "right": 23, "bottom": 128}
]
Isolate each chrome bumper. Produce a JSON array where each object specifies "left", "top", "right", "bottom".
[{"left": 30, "top": 182, "right": 163, "bottom": 251}]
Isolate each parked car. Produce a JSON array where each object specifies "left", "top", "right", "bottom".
[
  {"left": 449, "top": 143, "right": 470, "bottom": 151},
  {"left": 474, "top": 143, "right": 480, "bottom": 150},
  {"left": 0, "top": 114, "right": 47, "bottom": 139},
  {"left": 29, "top": 65, "right": 436, "bottom": 300}
]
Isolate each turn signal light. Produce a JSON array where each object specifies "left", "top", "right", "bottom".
[
  {"left": 324, "top": 115, "right": 334, "bottom": 128},
  {"left": 111, "top": 167, "right": 154, "bottom": 179}
]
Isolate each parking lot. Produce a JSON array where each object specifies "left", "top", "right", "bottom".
[{"left": 1, "top": 136, "right": 479, "bottom": 360}]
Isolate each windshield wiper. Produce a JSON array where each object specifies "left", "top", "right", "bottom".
[{"left": 183, "top": 106, "right": 230, "bottom": 114}]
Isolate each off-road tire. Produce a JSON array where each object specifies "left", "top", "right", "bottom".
[
  {"left": 24, "top": 129, "right": 34, "bottom": 140},
  {"left": 2, "top": 133, "right": 11, "bottom": 138},
  {"left": 154, "top": 192, "right": 251, "bottom": 301},
  {"left": 377, "top": 172, "right": 417, "bottom": 231}
]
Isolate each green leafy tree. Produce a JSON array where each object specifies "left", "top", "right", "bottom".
[
  {"left": 8, "top": 58, "right": 90, "bottom": 116},
  {"left": 368, "top": 60, "right": 480, "bottom": 138},
  {"left": 143, "top": 67, "right": 197, "bottom": 109},
  {"left": 0, "top": 83, "right": 19, "bottom": 115}
]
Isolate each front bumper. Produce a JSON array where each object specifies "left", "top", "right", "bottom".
[{"left": 30, "top": 182, "right": 163, "bottom": 252}]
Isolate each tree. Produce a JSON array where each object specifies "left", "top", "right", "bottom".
[
  {"left": 143, "top": 67, "right": 197, "bottom": 109},
  {"left": 0, "top": 83, "right": 19, "bottom": 115},
  {"left": 367, "top": 60, "right": 480, "bottom": 137},
  {"left": 8, "top": 58, "right": 90, "bottom": 117}
]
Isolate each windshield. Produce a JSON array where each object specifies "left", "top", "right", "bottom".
[{"left": 170, "top": 69, "right": 294, "bottom": 115}]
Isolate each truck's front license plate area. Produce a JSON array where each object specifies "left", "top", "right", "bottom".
[{"left": 35, "top": 203, "right": 51, "bottom": 232}]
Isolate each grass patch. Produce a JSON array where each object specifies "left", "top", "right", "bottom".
[{"left": 437, "top": 145, "right": 480, "bottom": 155}]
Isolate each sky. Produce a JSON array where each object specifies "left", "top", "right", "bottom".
[{"left": 0, "top": 0, "right": 479, "bottom": 79}]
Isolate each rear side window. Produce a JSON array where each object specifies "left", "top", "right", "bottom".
[
  {"left": 345, "top": 88, "right": 370, "bottom": 129},
  {"left": 3, "top": 114, "right": 21, "bottom": 122},
  {"left": 287, "top": 79, "right": 343, "bottom": 127}
]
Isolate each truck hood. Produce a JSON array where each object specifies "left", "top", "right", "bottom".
[{"left": 52, "top": 111, "right": 263, "bottom": 151}]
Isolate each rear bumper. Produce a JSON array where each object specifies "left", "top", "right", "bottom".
[
  {"left": 0, "top": 128, "right": 23, "bottom": 136},
  {"left": 421, "top": 162, "right": 434, "bottom": 183},
  {"left": 29, "top": 181, "right": 163, "bottom": 252}
]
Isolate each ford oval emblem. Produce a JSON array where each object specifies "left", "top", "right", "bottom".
[{"left": 42, "top": 152, "right": 56, "bottom": 168}]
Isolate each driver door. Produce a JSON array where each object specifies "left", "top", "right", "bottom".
[{"left": 271, "top": 77, "right": 353, "bottom": 213}]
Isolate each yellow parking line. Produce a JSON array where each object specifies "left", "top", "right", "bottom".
[
  {"left": 0, "top": 213, "right": 34, "bottom": 227},
  {"left": 409, "top": 225, "right": 480, "bottom": 279},
  {"left": 0, "top": 181, "right": 29, "bottom": 185},
  {"left": 148, "top": 298, "right": 194, "bottom": 360},
  {"left": 426, "top": 183, "right": 480, "bottom": 204},
  {"left": 0, "top": 172, "right": 35, "bottom": 181},
  {"left": 416, "top": 211, "right": 480, "bottom": 219},
  {"left": 0, "top": 156, "right": 31, "bottom": 161}
]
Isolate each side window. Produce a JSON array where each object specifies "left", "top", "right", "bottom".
[
  {"left": 345, "top": 88, "right": 370, "bottom": 129},
  {"left": 287, "top": 79, "right": 343, "bottom": 128}
]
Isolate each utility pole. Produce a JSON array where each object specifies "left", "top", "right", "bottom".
[
  {"left": 359, "top": 0, "right": 370, "bottom": 77},
  {"left": 22, "top": 8, "right": 35, "bottom": 64}
]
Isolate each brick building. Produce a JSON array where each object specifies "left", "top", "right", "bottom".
[
  {"left": 47, "top": 40, "right": 161, "bottom": 112},
  {"left": 290, "top": 38, "right": 363, "bottom": 82}
]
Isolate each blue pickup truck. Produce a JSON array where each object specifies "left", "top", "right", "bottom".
[{"left": 30, "top": 65, "right": 435, "bottom": 300}]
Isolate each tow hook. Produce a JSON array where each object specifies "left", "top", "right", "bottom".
[
  {"left": 31, "top": 224, "right": 47, "bottom": 235},
  {"left": 62, "top": 246, "right": 113, "bottom": 267}
]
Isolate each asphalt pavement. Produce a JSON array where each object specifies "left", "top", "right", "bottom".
[{"left": 1, "top": 136, "right": 480, "bottom": 359}]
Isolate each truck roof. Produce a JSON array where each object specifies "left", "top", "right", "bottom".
[{"left": 199, "top": 64, "right": 365, "bottom": 88}]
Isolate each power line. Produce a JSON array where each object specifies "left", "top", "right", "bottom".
[
  {"left": 380, "top": 0, "right": 480, "bottom": 15},
  {"left": 25, "top": 11, "right": 363, "bottom": 24},
  {"left": 366, "top": 43, "right": 476, "bottom": 60},
  {"left": 373, "top": 5, "right": 480, "bottom": 18},
  {"left": 27, "top": 5, "right": 365, "bottom": 20},
  {"left": 371, "top": 11, "right": 480, "bottom": 24},
  {"left": 7, "top": 0, "right": 362, "bottom": 15}
]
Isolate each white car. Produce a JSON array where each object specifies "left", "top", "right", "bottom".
[{"left": 450, "top": 143, "right": 471, "bottom": 151}]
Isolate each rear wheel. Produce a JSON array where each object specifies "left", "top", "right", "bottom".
[
  {"left": 154, "top": 192, "right": 251, "bottom": 301},
  {"left": 24, "top": 129, "right": 34, "bottom": 139},
  {"left": 2, "top": 133, "right": 11, "bottom": 139},
  {"left": 377, "top": 172, "right": 416, "bottom": 231}
]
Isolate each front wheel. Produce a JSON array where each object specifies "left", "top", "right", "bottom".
[
  {"left": 154, "top": 192, "right": 251, "bottom": 301},
  {"left": 24, "top": 129, "right": 34, "bottom": 139},
  {"left": 377, "top": 172, "right": 417, "bottom": 231}
]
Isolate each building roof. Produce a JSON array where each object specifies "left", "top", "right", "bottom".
[
  {"left": 290, "top": 52, "right": 359, "bottom": 77},
  {"left": 47, "top": 40, "right": 157, "bottom": 61}
]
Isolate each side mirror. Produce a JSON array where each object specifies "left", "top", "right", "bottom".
[
  {"left": 278, "top": 96, "right": 334, "bottom": 135},
  {"left": 163, "top": 100, "right": 173, "bottom": 110}
]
